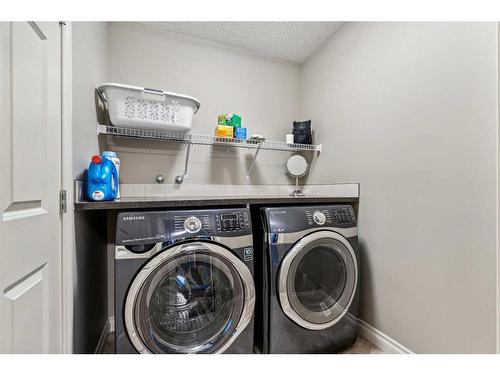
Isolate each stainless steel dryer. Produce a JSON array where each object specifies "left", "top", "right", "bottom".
[
  {"left": 260, "top": 205, "right": 359, "bottom": 353},
  {"left": 114, "top": 208, "right": 256, "bottom": 354}
]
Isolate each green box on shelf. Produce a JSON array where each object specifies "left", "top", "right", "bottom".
[
  {"left": 232, "top": 114, "right": 242, "bottom": 127},
  {"left": 226, "top": 113, "right": 241, "bottom": 127}
]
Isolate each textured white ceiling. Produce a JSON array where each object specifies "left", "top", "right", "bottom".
[{"left": 139, "top": 22, "right": 344, "bottom": 63}]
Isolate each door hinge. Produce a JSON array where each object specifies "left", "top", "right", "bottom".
[{"left": 60, "top": 189, "right": 67, "bottom": 214}]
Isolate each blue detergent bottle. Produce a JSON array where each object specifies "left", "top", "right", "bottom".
[{"left": 87, "top": 154, "right": 119, "bottom": 201}]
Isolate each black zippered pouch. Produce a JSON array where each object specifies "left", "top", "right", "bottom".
[{"left": 292, "top": 120, "right": 312, "bottom": 144}]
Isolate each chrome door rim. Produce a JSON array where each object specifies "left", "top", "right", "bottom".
[
  {"left": 125, "top": 241, "right": 255, "bottom": 354},
  {"left": 278, "top": 230, "right": 358, "bottom": 330}
]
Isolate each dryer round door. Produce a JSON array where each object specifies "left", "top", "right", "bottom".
[
  {"left": 125, "top": 241, "right": 255, "bottom": 354},
  {"left": 278, "top": 230, "right": 358, "bottom": 330}
]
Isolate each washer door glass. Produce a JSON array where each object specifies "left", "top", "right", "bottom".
[
  {"left": 279, "top": 231, "right": 357, "bottom": 329},
  {"left": 129, "top": 243, "right": 248, "bottom": 353}
]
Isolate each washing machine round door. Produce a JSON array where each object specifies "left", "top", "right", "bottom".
[
  {"left": 125, "top": 241, "right": 255, "bottom": 354},
  {"left": 278, "top": 230, "right": 358, "bottom": 330}
]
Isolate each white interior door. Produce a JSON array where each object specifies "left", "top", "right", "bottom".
[{"left": 0, "top": 22, "right": 62, "bottom": 353}]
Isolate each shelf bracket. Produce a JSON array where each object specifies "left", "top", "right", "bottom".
[
  {"left": 175, "top": 140, "right": 192, "bottom": 184},
  {"left": 246, "top": 142, "right": 263, "bottom": 179}
]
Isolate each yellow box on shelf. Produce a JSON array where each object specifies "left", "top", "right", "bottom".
[{"left": 215, "top": 125, "right": 234, "bottom": 138}]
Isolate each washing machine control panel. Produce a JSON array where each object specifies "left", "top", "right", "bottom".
[
  {"left": 116, "top": 209, "right": 252, "bottom": 245},
  {"left": 174, "top": 214, "right": 211, "bottom": 233},
  {"left": 306, "top": 209, "right": 332, "bottom": 226},
  {"left": 216, "top": 211, "right": 250, "bottom": 233},
  {"left": 184, "top": 216, "right": 202, "bottom": 233},
  {"left": 172, "top": 209, "right": 251, "bottom": 236}
]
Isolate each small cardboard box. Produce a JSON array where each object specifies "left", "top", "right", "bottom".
[{"left": 215, "top": 125, "right": 234, "bottom": 138}]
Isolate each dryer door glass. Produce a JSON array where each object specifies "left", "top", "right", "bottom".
[
  {"left": 126, "top": 242, "right": 254, "bottom": 354},
  {"left": 279, "top": 231, "right": 357, "bottom": 329},
  {"left": 293, "top": 244, "right": 346, "bottom": 313}
]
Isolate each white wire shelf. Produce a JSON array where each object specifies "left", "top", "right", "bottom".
[{"left": 97, "top": 124, "right": 322, "bottom": 153}]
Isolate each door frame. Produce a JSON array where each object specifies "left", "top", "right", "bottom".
[
  {"left": 497, "top": 21, "right": 500, "bottom": 355},
  {"left": 60, "top": 21, "right": 74, "bottom": 354}
]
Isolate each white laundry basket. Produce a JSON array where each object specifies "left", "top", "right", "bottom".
[{"left": 98, "top": 83, "right": 201, "bottom": 132}]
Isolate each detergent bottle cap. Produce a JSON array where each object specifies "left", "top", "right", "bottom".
[
  {"left": 92, "top": 155, "right": 103, "bottom": 164},
  {"left": 102, "top": 151, "right": 117, "bottom": 158}
]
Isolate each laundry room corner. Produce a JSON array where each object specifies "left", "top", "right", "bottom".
[{"left": 300, "top": 22, "right": 499, "bottom": 353}]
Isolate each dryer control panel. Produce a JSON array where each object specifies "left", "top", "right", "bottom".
[
  {"left": 263, "top": 204, "right": 357, "bottom": 233},
  {"left": 331, "top": 206, "right": 356, "bottom": 225}
]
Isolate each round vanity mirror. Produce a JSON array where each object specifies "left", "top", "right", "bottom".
[
  {"left": 286, "top": 155, "right": 309, "bottom": 196},
  {"left": 286, "top": 155, "right": 309, "bottom": 177}
]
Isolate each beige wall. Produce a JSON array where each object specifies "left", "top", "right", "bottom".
[
  {"left": 301, "top": 22, "right": 498, "bottom": 353},
  {"left": 73, "top": 22, "right": 108, "bottom": 179},
  {"left": 105, "top": 23, "right": 303, "bottom": 185},
  {"left": 71, "top": 22, "right": 110, "bottom": 352}
]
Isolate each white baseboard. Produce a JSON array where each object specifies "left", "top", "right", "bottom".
[{"left": 358, "top": 319, "right": 414, "bottom": 354}]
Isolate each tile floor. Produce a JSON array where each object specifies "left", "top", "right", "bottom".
[{"left": 341, "top": 336, "right": 384, "bottom": 354}]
